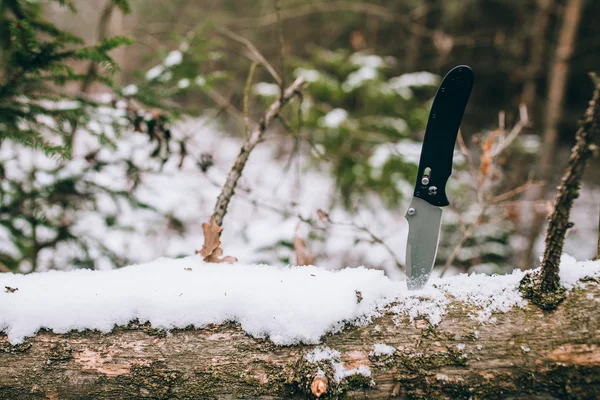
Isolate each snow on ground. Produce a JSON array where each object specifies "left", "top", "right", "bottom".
[
  {"left": 1, "top": 254, "right": 598, "bottom": 345},
  {"left": 0, "top": 114, "right": 416, "bottom": 278}
]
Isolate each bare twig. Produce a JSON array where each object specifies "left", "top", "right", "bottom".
[
  {"left": 275, "top": 0, "right": 285, "bottom": 99},
  {"left": 243, "top": 62, "right": 259, "bottom": 137},
  {"left": 211, "top": 77, "right": 306, "bottom": 226},
  {"left": 492, "top": 103, "right": 530, "bottom": 157},
  {"left": 217, "top": 27, "right": 282, "bottom": 86},
  {"left": 233, "top": 1, "right": 485, "bottom": 46},
  {"left": 492, "top": 178, "right": 543, "bottom": 203},
  {"left": 441, "top": 108, "right": 533, "bottom": 276},
  {"left": 521, "top": 73, "right": 600, "bottom": 310},
  {"left": 205, "top": 88, "right": 246, "bottom": 125}
]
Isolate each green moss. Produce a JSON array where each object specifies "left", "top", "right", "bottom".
[
  {"left": 397, "top": 348, "right": 468, "bottom": 373},
  {"left": 520, "top": 270, "right": 566, "bottom": 310},
  {"left": 46, "top": 342, "right": 72, "bottom": 365},
  {"left": 114, "top": 361, "right": 183, "bottom": 399},
  {"left": 0, "top": 339, "right": 31, "bottom": 353}
]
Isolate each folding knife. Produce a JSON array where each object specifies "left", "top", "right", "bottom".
[{"left": 405, "top": 65, "right": 474, "bottom": 290}]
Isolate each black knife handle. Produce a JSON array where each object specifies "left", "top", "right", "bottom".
[{"left": 414, "top": 65, "right": 473, "bottom": 207}]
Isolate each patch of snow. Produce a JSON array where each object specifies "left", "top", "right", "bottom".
[
  {"left": 177, "top": 79, "right": 190, "bottom": 89},
  {"left": 1, "top": 256, "right": 598, "bottom": 345},
  {"left": 388, "top": 72, "right": 440, "bottom": 88},
  {"left": 371, "top": 343, "right": 396, "bottom": 356},
  {"left": 164, "top": 50, "right": 183, "bottom": 67},
  {"left": 521, "top": 345, "right": 530, "bottom": 353},
  {"left": 122, "top": 84, "right": 138, "bottom": 96},
  {"left": 194, "top": 76, "right": 206, "bottom": 86},
  {"left": 294, "top": 68, "right": 321, "bottom": 83},
  {"left": 253, "top": 82, "right": 280, "bottom": 97},
  {"left": 456, "top": 343, "right": 466, "bottom": 351},
  {"left": 306, "top": 346, "right": 341, "bottom": 363},
  {"left": 349, "top": 53, "right": 385, "bottom": 69},
  {"left": 342, "top": 66, "right": 377, "bottom": 92},
  {"left": 306, "top": 346, "right": 372, "bottom": 382},
  {"left": 334, "top": 364, "right": 371, "bottom": 382},
  {"left": 146, "top": 65, "right": 164, "bottom": 80},
  {"left": 320, "top": 108, "right": 348, "bottom": 128}
]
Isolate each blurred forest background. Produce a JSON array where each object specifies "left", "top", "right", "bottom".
[{"left": 1, "top": 0, "right": 599, "bottom": 278}]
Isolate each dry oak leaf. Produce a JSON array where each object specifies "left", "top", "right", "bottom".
[
  {"left": 479, "top": 129, "right": 499, "bottom": 180},
  {"left": 294, "top": 222, "right": 315, "bottom": 266},
  {"left": 196, "top": 217, "right": 237, "bottom": 264},
  {"left": 316, "top": 209, "right": 330, "bottom": 223}
]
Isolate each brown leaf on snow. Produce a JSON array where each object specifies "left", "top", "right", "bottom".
[
  {"left": 317, "top": 209, "right": 330, "bottom": 223},
  {"left": 294, "top": 223, "right": 315, "bottom": 266},
  {"left": 196, "top": 217, "right": 237, "bottom": 264},
  {"left": 4, "top": 286, "right": 18, "bottom": 293}
]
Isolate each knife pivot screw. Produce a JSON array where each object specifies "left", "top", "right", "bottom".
[
  {"left": 407, "top": 208, "right": 416, "bottom": 216},
  {"left": 428, "top": 186, "right": 438, "bottom": 196},
  {"left": 421, "top": 176, "right": 430, "bottom": 185}
]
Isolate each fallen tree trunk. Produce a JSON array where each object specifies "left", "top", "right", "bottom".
[{"left": 1, "top": 283, "right": 599, "bottom": 399}]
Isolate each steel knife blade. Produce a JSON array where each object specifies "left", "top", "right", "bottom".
[{"left": 405, "top": 65, "right": 473, "bottom": 290}]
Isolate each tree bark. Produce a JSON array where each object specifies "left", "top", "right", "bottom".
[
  {"left": 520, "top": 75, "right": 600, "bottom": 309},
  {"left": 521, "top": 0, "right": 584, "bottom": 270},
  {"left": 1, "top": 284, "right": 600, "bottom": 399}
]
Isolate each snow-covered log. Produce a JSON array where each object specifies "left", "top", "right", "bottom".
[{"left": 1, "top": 257, "right": 600, "bottom": 399}]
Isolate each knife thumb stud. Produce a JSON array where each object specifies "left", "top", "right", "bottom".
[{"left": 407, "top": 208, "right": 416, "bottom": 216}]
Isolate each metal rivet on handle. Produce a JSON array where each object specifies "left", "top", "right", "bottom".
[
  {"left": 428, "top": 186, "right": 438, "bottom": 195},
  {"left": 421, "top": 176, "right": 430, "bottom": 185},
  {"left": 407, "top": 208, "right": 416, "bottom": 216}
]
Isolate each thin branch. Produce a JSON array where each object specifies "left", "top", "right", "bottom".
[
  {"left": 216, "top": 27, "right": 282, "bottom": 86},
  {"left": 275, "top": 0, "right": 285, "bottom": 99},
  {"left": 243, "top": 62, "right": 259, "bottom": 138},
  {"left": 492, "top": 103, "right": 530, "bottom": 157},
  {"left": 205, "top": 88, "right": 246, "bottom": 125},
  {"left": 521, "top": 73, "right": 600, "bottom": 309},
  {"left": 211, "top": 77, "right": 306, "bottom": 226},
  {"left": 234, "top": 1, "right": 488, "bottom": 46},
  {"left": 492, "top": 178, "right": 543, "bottom": 203}
]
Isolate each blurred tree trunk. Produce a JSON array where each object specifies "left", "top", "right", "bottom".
[
  {"left": 404, "top": 0, "right": 440, "bottom": 72},
  {"left": 521, "top": 0, "right": 554, "bottom": 117},
  {"left": 521, "top": 0, "right": 584, "bottom": 270}
]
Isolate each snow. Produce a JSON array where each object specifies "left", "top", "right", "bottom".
[
  {"left": 177, "top": 78, "right": 190, "bottom": 89},
  {"left": 1, "top": 255, "right": 599, "bottom": 345},
  {"left": 306, "top": 346, "right": 372, "bottom": 382},
  {"left": 320, "top": 108, "right": 348, "bottom": 128},
  {"left": 194, "top": 75, "right": 206, "bottom": 86},
  {"left": 342, "top": 66, "right": 378, "bottom": 92},
  {"left": 145, "top": 65, "right": 164, "bottom": 80},
  {"left": 370, "top": 343, "right": 396, "bottom": 356},
  {"left": 349, "top": 53, "right": 385, "bottom": 69},
  {"left": 253, "top": 82, "right": 280, "bottom": 97},
  {"left": 164, "top": 50, "right": 183, "bottom": 67},
  {"left": 122, "top": 84, "right": 138, "bottom": 96},
  {"left": 293, "top": 68, "right": 321, "bottom": 83}
]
